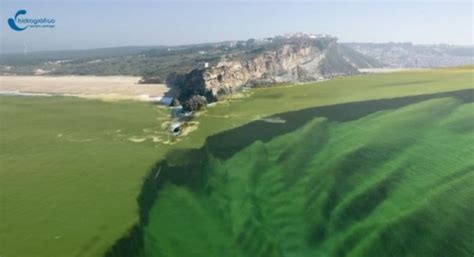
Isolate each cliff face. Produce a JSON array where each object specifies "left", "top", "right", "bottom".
[
  {"left": 202, "top": 43, "right": 322, "bottom": 96},
  {"left": 179, "top": 36, "right": 366, "bottom": 102}
]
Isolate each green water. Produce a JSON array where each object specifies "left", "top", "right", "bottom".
[
  {"left": 1, "top": 68, "right": 473, "bottom": 257},
  {"left": 107, "top": 92, "right": 474, "bottom": 257},
  {"left": 0, "top": 96, "right": 169, "bottom": 257}
]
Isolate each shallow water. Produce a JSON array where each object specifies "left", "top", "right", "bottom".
[{"left": 106, "top": 89, "right": 474, "bottom": 257}]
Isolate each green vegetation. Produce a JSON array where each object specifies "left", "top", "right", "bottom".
[
  {"left": 0, "top": 67, "right": 472, "bottom": 257},
  {"left": 0, "top": 37, "right": 378, "bottom": 80},
  {"left": 0, "top": 41, "right": 261, "bottom": 77},
  {"left": 0, "top": 44, "right": 219, "bottom": 76}
]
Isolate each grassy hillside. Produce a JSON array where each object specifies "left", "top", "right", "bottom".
[{"left": 0, "top": 67, "right": 472, "bottom": 257}]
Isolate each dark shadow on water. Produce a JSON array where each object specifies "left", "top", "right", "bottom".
[
  {"left": 104, "top": 88, "right": 473, "bottom": 257},
  {"left": 206, "top": 89, "right": 473, "bottom": 159}
]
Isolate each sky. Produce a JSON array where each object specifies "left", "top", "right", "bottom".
[{"left": 1, "top": 0, "right": 473, "bottom": 53}]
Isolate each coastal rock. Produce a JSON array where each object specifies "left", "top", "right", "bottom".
[{"left": 178, "top": 35, "right": 370, "bottom": 102}]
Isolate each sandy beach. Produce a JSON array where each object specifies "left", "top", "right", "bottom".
[{"left": 0, "top": 75, "right": 169, "bottom": 101}]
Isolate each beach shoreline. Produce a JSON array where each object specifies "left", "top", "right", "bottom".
[{"left": 0, "top": 75, "right": 169, "bottom": 101}]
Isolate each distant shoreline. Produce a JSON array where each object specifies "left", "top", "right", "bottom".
[
  {"left": 359, "top": 68, "right": 428, "bottom": 73},
  {"left": 0, "top": 75, "right": 169, "bottom": 102}
]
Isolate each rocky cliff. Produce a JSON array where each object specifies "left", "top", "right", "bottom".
[{"left": 177, "top": 35, "right": 379, "bottom": 105}]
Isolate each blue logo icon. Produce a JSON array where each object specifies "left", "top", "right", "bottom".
[
  {"left": 7, "top": 10, "right": 27, "bottom": 31},
  {"left": 7, "top": 9, "right": 55, "bottom": 31}
]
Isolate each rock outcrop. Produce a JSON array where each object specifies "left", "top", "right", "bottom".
[{"left": 177, "top": 35, "right": 375, "bottom": 104}]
